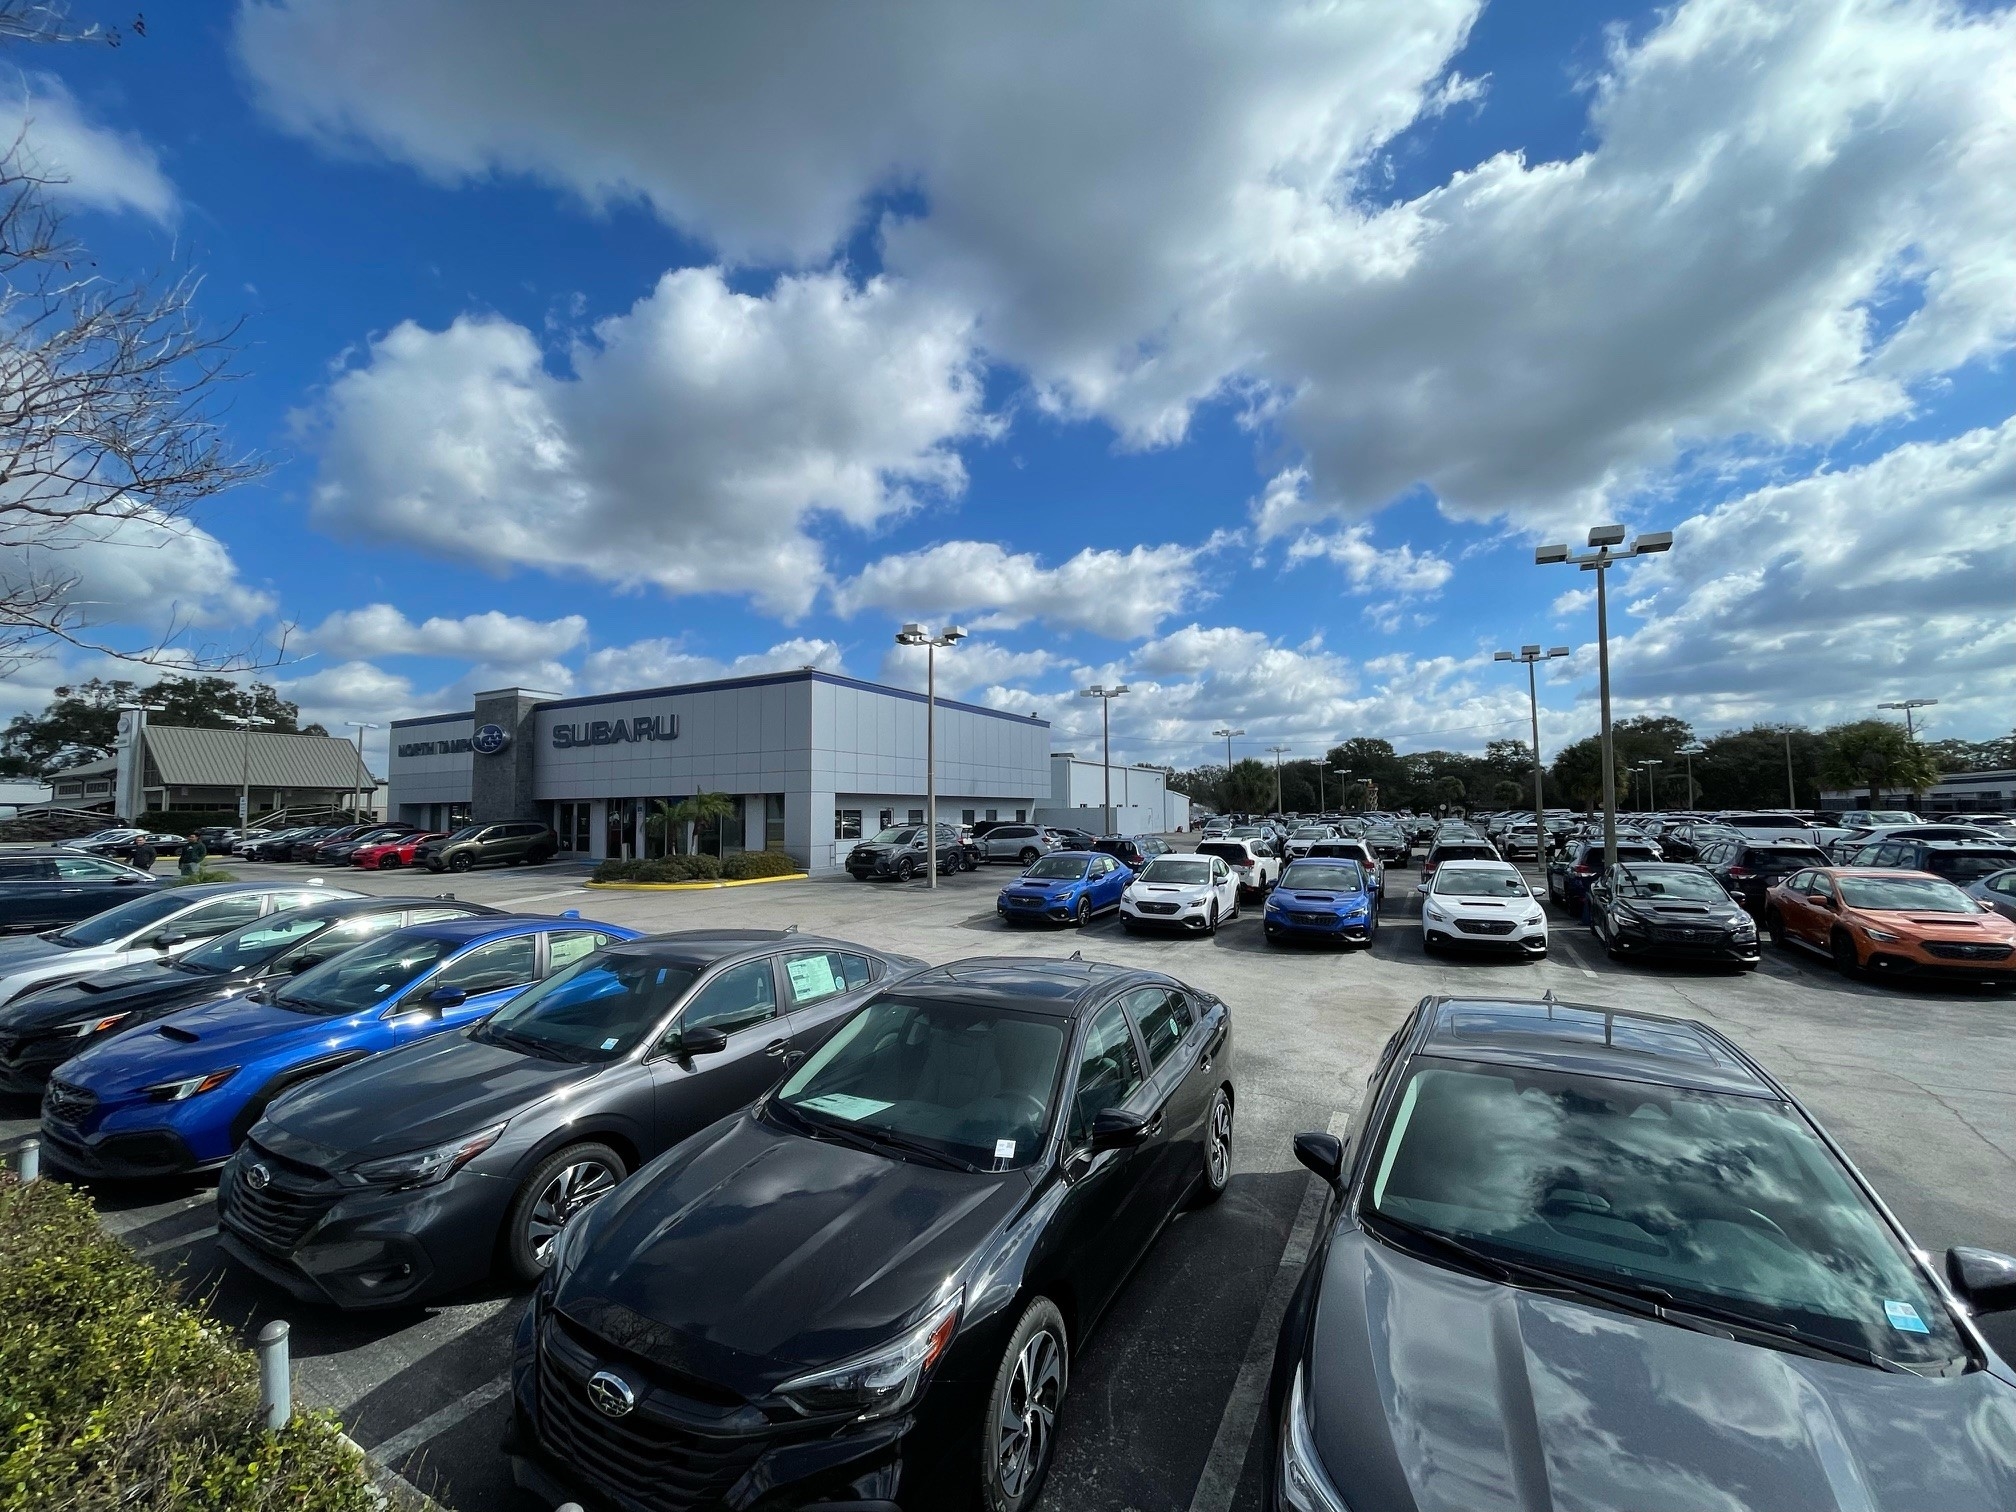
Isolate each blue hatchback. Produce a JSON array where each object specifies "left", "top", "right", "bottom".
[
  {"left": 1264, "top": 859, "right": 1380, "bottom": 947},
  {"left": 997, "top": 850, "right": 1133, "bottom": 926},
  {"left": 39, "top": 915, "right": 638, "bottom": 1180}
]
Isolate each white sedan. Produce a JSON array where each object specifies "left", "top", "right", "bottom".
[
  {"left": 1420, "top": 860, "right": 1548, "bottom": 959},
  {"left": 1119, "top": 852, "right": 1241, "bottom": 935}
]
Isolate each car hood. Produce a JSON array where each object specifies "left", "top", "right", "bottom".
[
  {"left": 0, "top": 934, "right": 70, "bottom": 975},
  {"left": 1845, "top": 908, "right": 2016, "bottom": 941},
  {"left": 0, "top": 959, "right": 232, "bottom": 1031},
  {"left": 60, "top": 992, "right": 369, "bottom": 1096},
  {"left": 1005, "top": 876, "right": 1082, "bottom": 894},
  {"left": 1273, "top": 888, "right": 1373, "bottom": 909},
  {"left": 556, "top": 1111, "right": 1028, "bottom": 1394},
  {"left": 1306, "top": 1230, "right": 2016, "bottom": 1512},
  {"left": 261, "top": 1031, "right": 597, "bottom": 1159},
  {"left": 1130, "top": 880, "right": 1213, "bottom": 901}
]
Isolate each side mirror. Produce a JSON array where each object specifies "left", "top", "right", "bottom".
[
  {"left": 674, "top": 1025, "right": 729, "bottom": 1057},
  {"left": 114, "top": 875, "right": 142, "bottom": 885},
  {"left": 151, "top": 932, "right": 188, "bottom": 950},
  {"left": 1294, "top": 1131, "right": 1345, "bottom": 1186},
  {"left": 1947, "top": 1247, "right": 2016, "bottom": 1314},
  {"left": 1089, "top": 1107, "right": 1150, "bottom": 1152},
  {"left": 1807, "top": 894, "right": 1833, "bottom": 909},
  {"left": 425, "top": 985, "right": 469, "bottom": 1009}
]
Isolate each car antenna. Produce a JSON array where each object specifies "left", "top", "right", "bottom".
[
  {"left": 785, "top": 923, "right": 798, "bottom": 934},
  {"left": 1070, "top": 949, "right": 1082, "bottom": 961},
  {"left": 436, "top": 892, "right": 455, "bottom": 900}
]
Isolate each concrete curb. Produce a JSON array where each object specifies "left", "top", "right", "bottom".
[{"left": 582, "top": 872, "right": 809, "bottom": 891}]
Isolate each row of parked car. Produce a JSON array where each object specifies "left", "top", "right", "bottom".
[{"left": 6, "top": 861, "right": 2014, "bottom": 1508}]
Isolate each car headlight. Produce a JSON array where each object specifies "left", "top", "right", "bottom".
[
  {"left": 1862, "top": 926, "right": 1900, "bottom": 942},
  {"left": 52, "top": 1011, "right": 132, "bottom": 1038},
  {"left": 1281, "top": 1365, "right": 1352, "bottom": 1511},
  {"left": 140, "top": 1067, "right": 238, "bottom": 1101},
  {"left": 345, "top": 1122, "right": 505, "bottom": 1190},
  {"left": 1423, "top": 905, "right": 1448, "bottom": 923},
  {"left": 1730, "top": 916, "right": 1757, "bottom": 937},
  {"left": 1523, "top": 913, "right": 1545, "bottom": 928},
  {"left": 776, "top": 1288, "right": 962, "bottom": 1422}
]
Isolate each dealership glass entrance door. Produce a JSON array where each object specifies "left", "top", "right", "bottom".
[{"left": 552, "top": 802, "right": 592, "bottom": 854}]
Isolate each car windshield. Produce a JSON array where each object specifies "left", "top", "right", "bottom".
[
  {"left": 1291, "top": 827, "right": 1330, "bottom": 840},
  {"left": 1866, "top": 813, "right": 1918, "bottom": 825},
  {"left": 1433, "top": 846, "right": 1495, "bottom": 862},
  {"left": 772, "top": 996, "right": 1067, "bottom": 1171},
  {"left": 1434, "top": 868, "right": 1526, "bottom": 898},
  {"left": 1838, "top": 876, "right": 1977, "bottom": 912},
  {"left": 475, "top": 951, "right": 700, "bottom": 1062},
  {"left": 1281, "top": 862, "right": 1365, "bottom": 892},
  {"left": 439, "top": 826, "right": 484, "bottom": 842},
  {"left": 52, "top": 891, "right": 195, "bottom": 948},
  {"left": 1364, "top": 1060, "right": 1965, "bottom": 1372},
  {"left": 1616, "top": 871, "right": 1727, "bottom": 902},
  {"left": 869, "top": 826, "right": 917, "bottom": 844},
  {"left": 272, "top": 931, "right": 457, "bottom": 1015},
  {"left": 1024, "top": 855, "right": 1089, "bottom": 880},
  {"left": 1141, "top": 858, "right": 1211, "bottom": 885},
  {"left": 1752, "top": 847, "right": 1828, "bottom": 869},
  {"left": 181, "top": 912, "right": 338, "bottom": 973}
]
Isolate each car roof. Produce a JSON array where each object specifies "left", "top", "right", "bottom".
[
  {"left": 893, "top": 956, "right": 1149, "bottom": 1017},
  {"left": 161, "top": 880, "right": 345, "bottom": 901},
  {"left": 399, "top": 914, "right": 626, "bottom": 943},
  {"left": 604, "top": 928, "right": 865, "bottom": 966},
  {"left": 1417, "top": 997, "right": 1772, "bottom": 1098},
  {"left": 276, "top": 894, "right": 502, "bottom": 918},
  {"left": 1613, "top": 860, "right": 1708, "bottom": 873}
]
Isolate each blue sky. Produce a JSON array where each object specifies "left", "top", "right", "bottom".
[{"left": 4, "top": 0, "right": 2010, "bottom": 776}]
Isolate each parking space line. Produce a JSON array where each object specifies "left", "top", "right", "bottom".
[
  {"left": 367, "top": 1372, "right": 511, "bottom": 1466},
  {"left": 134, "top": 1227, "right": 215, "bottom": 1261},
  {"left": 487, "top": 886, "right": 591, "bottom": 908},
  {"left": 103, "top": 1190, "right": 214, "bottom": 1236}
]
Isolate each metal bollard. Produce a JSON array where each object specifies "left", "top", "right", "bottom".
[
  {"left": 257, "top": 1320, "right": 292, "bottom": 1431},
  {"left": 15, "top": 1138, "right": 38, "bottom": 1183},
  {"left": 556, "top": 1504, "right": 585, "bottom": 1512}
]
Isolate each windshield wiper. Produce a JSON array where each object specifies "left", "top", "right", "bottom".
[
  {"left": 479, "top": 1024, "right": 575, "bottom": 1062},
  {"left": 775, "top": 1101, "right": 972, "bottom": 1171}
]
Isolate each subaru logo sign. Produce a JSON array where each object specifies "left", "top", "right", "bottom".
[
  {"left": 471, "top": 723, "right": 511, "bottom": 756},
  {"left": 586, "top": 1370, "right": 636, "bottom": 1418},
  {"left": 244, "top": 1161, "right": 272, "bottom": 1191}
]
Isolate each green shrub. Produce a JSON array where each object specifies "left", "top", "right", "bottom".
[
  {"left": 723, "top": 849, "right": 802, "bottom": 880},
  {"left": 168, "top": 868, "right": 239, "bottom": 887},
  {"left": 0, "top": 1175, "right": 380, "bottom": 1512},
  {"left": 592, "top": 854, "right": 727, "bottom": 883},
  {"left": 592, "top": 858, "right": 640, "bottom": 882}
]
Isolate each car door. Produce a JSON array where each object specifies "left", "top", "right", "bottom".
[
  {"left": 1046, "top": 998, "right": 1159, "bottom": 1323},
  {"left": 646, "top": 955, "right": 794, "bottom": 1145},
  {"left": 387, "top": 933, "right": 541, "bottom": 1043},
  {"left": 46, "top": 854, "right": 151, "bottom": 926},
  {"left": 1120, "top": 984, "right": 1213, "bottom": 1219},
  {"left": 0, "top": 857, "right": 58, "bottom": 931},
  {"left": 774, "top": 946, "right": 879, "bottom": 1060},
  {"left": 1210, "top": 857, "right": 1236, "bottom": 914}
]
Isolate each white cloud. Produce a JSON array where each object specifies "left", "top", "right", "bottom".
[
  {"left": 1279, "top": 518, "right": 1453, "bottom": 597},
  {"left": 0, "top": 75, "right": 176, "bottom": 221},
  {"left": 833, "top": 539, "right": 1211, "bottom": 639},
  {"left": 304, "top": 604, "right": 587, "bottom": 663},
  {"left": 1, "top": 509, "right": 275, "bottom": 633},
  {"left": 302, "top": 269, "right": 988, "bottom": 617},
  {"left": 580, "top": 636, "right": 845, "bottom": 694},
  {"left": 879, "top": 638, "right": 1058, "bottom": 699}
]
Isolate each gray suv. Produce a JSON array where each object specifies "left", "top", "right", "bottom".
[
  {"left": 417, "top": 822, "right": 559, "bottom": 873},
  {"left": 976, "top": 824, "right": 1060, "bottom": 865}
]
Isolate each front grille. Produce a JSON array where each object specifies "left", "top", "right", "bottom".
[
  {"left": 1137, "top": 901, "right": 1180, "bottom": 915},
  {"left": 536, "top": 1317, "right": 767, "bottom": 1512},
  {"left": 220, "top": 1146, "right": 342, "bottom": 1254},
  {"left": 1289, "top": 912, "right": 1337, "bottom": 925},
  {"left": 1456, "top": 919, "right": 1516, "bottom": 936},
  {"left": 1925, "top": 941, "right": 2013, "bottom": 961},
  {"left": 1010, "top": 896, "right": 1043, "bottom": 907},
  {"left": 43, "top": 1079, "right": 95, "bottom": 1124},
  {"left": 1651, "top": 926, "right": 1718, "bottom": 943}
]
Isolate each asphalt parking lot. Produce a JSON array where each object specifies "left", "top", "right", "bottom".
[{"left": 7, "top": 850, "right": 2016, "bottom": 1512}]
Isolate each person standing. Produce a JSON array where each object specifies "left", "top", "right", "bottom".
[
  {"left": 177, "top": 833, "right": 207, "bottom": 878},
  {"left": 130, "top": 838, "right": 157, "bottom": 872}
]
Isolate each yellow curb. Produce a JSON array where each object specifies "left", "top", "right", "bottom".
[{"left": 583, "top": 872, "right": 810, "bottom": 891}]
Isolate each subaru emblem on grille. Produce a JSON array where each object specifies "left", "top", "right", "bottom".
[
  {"left": 245, "top": 1162, "right": 272, "bottom": 1191},
  {"left": 586, "top": 1370, "right": 636, "bottom": 1418}
]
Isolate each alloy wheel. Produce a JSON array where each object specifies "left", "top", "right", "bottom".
[
  {"left": 1206, "top": 1094, "right": 1232, "bottom": 1188},
  {"left": 995, "top": 1328, "right": 1063, "bottom": 1500},
  {"left": 527, "top": 1158, "right": 619, "bottom": 1265}
]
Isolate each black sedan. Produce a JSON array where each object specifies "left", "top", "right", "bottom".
[
  {"left": 507, "top": 956, "right": 1235, "bottom": 1512},
  {"left": 0, "top": 850, "right": 159, "bottom": 933},
  {"left": 218, "top": 931, "right": 922, "bottom": 1309},
  {"left": 1267, "top": 996, "right": 2016, "bottom": 1512},
  {"left": 0, "top": 894, "right": 499, "bottom": 1093},
  {"left": 1586, "top": 861, "right": 1761, "bottom": 968}
]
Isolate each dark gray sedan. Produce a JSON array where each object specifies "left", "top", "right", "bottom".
[
  {"left": 1966, "top": 867, "right": 2016, "bottom": 923},
  {"left": 1267, "top": 996, "right": 2016, "bottom": 1511},
  {"left": 217, "top": 929, "right": 923, "bottom": 1308}
]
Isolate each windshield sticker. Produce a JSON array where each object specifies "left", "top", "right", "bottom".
[
  {"left": 800, "top": 1092, "right": 892, "bottom": 1121},
  {"left": 994, "top": 1139, "right": 1016, "bottom": 1161},
  {"left": 600, "top": 1037, "right": 619, "bottom": 1051},
  {"left": 786, "top": 955, "right": 839, "bottom": 999},
  {"left": 1882, "top": 1299, "right": 1930, "bottom": 1334}
]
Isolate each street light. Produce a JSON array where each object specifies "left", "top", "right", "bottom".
[
  {"left": 1678, "top": 742, "right": 1705, "bottom": 808},
  {"left": 1535, "top": 524, "right": 1674, "bottom": 871},
  {"left": 1493, "top": 644, "right": 1570, "bottom": 870},
  {"left": 1077, "top": 684, "right": 1131, "bottom": 835},
  {"left": 344, "top": 723, "right": 381, "bottom": 821},
  {"left": 1267, "top": 746, "right": 1291, "bottom": 815},
  {"left": 1212, "top": 727, "right": 1245, "bottom": 816},
  {"left": 234, "top": 713, "right": 275, "bottom": 827},
  {"left": 1331, "top": 768, "right": 1352, "bottom": 814},
  {"left": 896, "top": 623, "right": 967, "bottom": 888},
  {"left": 1639, "top": 758, "right": 1663, "bottom": 812},
  {"left": 1877, "top": 698, "right": 1939, "bottom": 742}
]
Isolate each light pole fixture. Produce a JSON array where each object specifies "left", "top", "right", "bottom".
[
  {"left": 1212, "top": 726, "right": 1245, "bottom": 815},
  {"left": 234, "top": 713, "right": 275, "bottom": 827},
  {"left": 1077, "top": 684, "right": 1131, "bottom": 836},
  {"left": 1535, "top": 523, "right": 1673, "bottom": 871},
  {"left": 344, "top": 723, "right": 381, "bottom": 821},
  {"left": 1678, "top": 742, "right": 1705, "bottom": 808},
  {"left": 1639, "top": 758, "right": 1663, "bottom": 812},
  {"left": 1331, "top": 768, "right": 1352, "bottom": 814},
  {"left": 1493, "top": 644, "right": 1570, "bottom": 870},
  {"left": 1267, "top": 745, "right": 1291, "bottom": 815},
  {"left": 896, "top": 623, "right": 967, "bottom": 888},
  {"left": 1877, "top": 698, "right": 1938, "bottom": 742}
]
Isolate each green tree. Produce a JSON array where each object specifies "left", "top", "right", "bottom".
[
  {"left": 1221, "top": 758, "right": 1274, "bottom": 813},
  {"left": 1433, "top": 775, "right": 1467, "bottom": 813},
  {"left": 665, "top": 792, "right": 738, "bottom": 855},
  {"left": 1819, "top": 720, "right": 1941, "bottom": 805},
  {"left": 0, "top": 675, "right": 315, "bottom": 776},
  {"left": 1549, "top": 734, "right": 1624, "bottom": 812},
  {"left": 1694, "top": 725, "right": 1825, "bottom": 808}
]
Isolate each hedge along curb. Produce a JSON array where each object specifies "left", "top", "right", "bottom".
[{"left": 584, "top": 872, "right": 810, "bottom": 891}]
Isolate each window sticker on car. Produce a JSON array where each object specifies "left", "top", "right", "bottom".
[
  {"left": 801, "top": 1092, "right": 892, "bottom": 1120},
  {"left": 994, "top": 1139, "right": 1016, "bottom": 1163},
  {"left": 1883, "top": 1299, "right": 1931, "bottom": 1334},
  {"left": 786, "top": 956, "right": 839, "bottom": 999}
]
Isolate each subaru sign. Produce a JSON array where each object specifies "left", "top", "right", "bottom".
[
  {"left": 471, "top": 722, "right": 512, "bottom": 755},
  {"left": 552, "top": 714, "right": 679, "bottom": 749}
]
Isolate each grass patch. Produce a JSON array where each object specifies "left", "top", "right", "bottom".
[{"left": 0, "top": 1175, "right": 381, "bottom": 1512}]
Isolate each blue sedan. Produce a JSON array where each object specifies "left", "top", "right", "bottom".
[
  {"left": 1264, "top": 859, "right": 1380, "bottom": 947},
  {"left": 38, "top": 915, "right": 637, "bottom": 1180},
  {"left": 996, "top": 850, "right": 1133, "bottom": 926}
]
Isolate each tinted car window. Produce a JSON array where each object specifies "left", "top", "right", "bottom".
[
  {"left": 838, "top": 953, "right": 874, "bottom": 991},
  {"left": 482, "top": 953, "right": 700, "bottom": 1063},
  {"left": 270, "top": 911, "right": 403, "bottom": 969},
  {"left": 1196, "top": 842, "right": 1249, "bottom": 865},
  {"left": 681, "top": 958, "right": 778, "bottom": 1035},
  {"left": 780, "top": 949, "right": 853, "bottom": 1008},
  {"left": 1069, "top": 1001, "right": 1144, "bottom": 1141},
  {"left": 1281, "top": 862, "right": 1366, "bottom": 891},
  {"left": 1024, "top": 855, "right": 1091, "bottom": 880},
  {"left": 1927, "top": 851, "right": 2016, "bottom": 883},
  {"left": 427, "top": 935, "right": 538, "bottom": 997},
  {"left": 274, "top": 934, "right": 456, "bottom": 1015},
  {"left": 51, "top": 891, "right": 192, "bottom": 946},
  {"left": 1615, "top": 870, "right": 1727, "bottom": 902},
  {"left": 1749, "top": 847, "right": 1829, "bottom": 870},
  {"left": 1433, "top": 868, "right": 1528, "bottom": 898},
  {"left": 53, "top": 855, "right": 127, "bottom": 880},
  {"left": 171, "top": 893, "right": 274, "bottom": 938},
  {"left": 1123, "top": 987, "right": 1192, "bottom": 1069},
  {"left": 1837, "top": 876, "right": 1976, "bottom": 912},
  {"left": 0, "top": 858, "right": 51, "bottom": 880}
]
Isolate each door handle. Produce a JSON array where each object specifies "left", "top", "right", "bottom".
[
  {"left": 1144, "top": 1110, "right": 1165, "bottom": 1137},
  {"left": 764, "top": 1038, "right": 791, "bottom": 1057}
]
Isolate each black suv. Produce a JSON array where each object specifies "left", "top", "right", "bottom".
[
  {"left": 1846, "top": 838, "right": 2016, "bottom": 887},
  {"left": 417, "top": 822, "right": 560, "bottom": 873},
  {"left": 845, "top": 822, "right": 975, "bottom": 880},
  {"left": 1695, "top": 835, "right": 1832, "bottom": 914}
]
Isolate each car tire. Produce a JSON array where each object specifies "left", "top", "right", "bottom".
[
  {"left": 1193, "top": 1086, "right": 1232, "bottom": 1206},
  {"left": 1019, "top": 848, "right": 1040, "bottom": 865},
  {"left": 962, "top": 851, "right": 978, "bottom": 873},
  {"left": 424, "top": 859, "right": 445, "bottom": 873},
  {"left": 981, "top": 1298, "right": 1069, "bottom": 1512},
  {"left": 377, "top": 855, "right": 399, "bottom": 869},
  {"left": 1073, "top": 897, "right": 1090, "bottom": 928},
  {"left": 448, "top": 853, "right": 473, "bottom": 873},
  {"left": 1766, "top": 908, "right": 1795, "bottom": 949},
  {"left": 896, "top": 857, "right": 915, "bottom": 882},
  {"left": 1831, "top": 930, "right": 1863, "bottom": 979},
  {"left": 504, "top": 1141, "right": 628, "bottom": 1283},
  {"left": 1206, "top": 901, "right": 1220, "bottom": 934}
]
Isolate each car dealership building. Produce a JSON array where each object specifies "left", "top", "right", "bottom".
[{"left": 386, "top": 670, "right": 1052, "bottom": 873}]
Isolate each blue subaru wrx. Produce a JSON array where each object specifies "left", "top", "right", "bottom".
[
  {"left": 1264, "top": 859, "right": 1380, "bottom": 947},
  {"left": 996, "top": 849, "right": 1133, "bottom": 926},
  {"left": 39, "top": 915, "right": 638, "bottom": 1180}
]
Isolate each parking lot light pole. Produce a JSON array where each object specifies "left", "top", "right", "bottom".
[
  {"left": 1877, "top": 698, "right": 1938, "bottom": 742},
  {"left": 1678, "top": 742, "right": 1705, "bottom": 807},
  {"left": 1331, "top": 768, "right": 1352, "bottom": 814},
  {"left": 345, "top": 723, "right": 380, "bottom": 821},
  {"left": 235, "top": 713, "right": 275, "bottom": 827},
  {"left": 1494, "top": 645, "right": 1570, "bottom": 870},
  {"left": 1535, "top": 525, "right": 1673, "bottom": 872},
  {"left": 1212, "top": 727, "right": 1245, "bottom": 814},
  {"left": 1078, "top": 684, "right": 1130, "bottom": 834},
  {"left": 897, "top": 624, "right": 967, "bottom": 888},
  {"left": 1641, "top": 759, "right": 1663, "bottom": 812},
  {"left": 1268, "top": 746, "right": 1291, "bottom": 815}
]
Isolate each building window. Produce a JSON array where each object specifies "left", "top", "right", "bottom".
[
  {"left": 835, "top": 809, "right": 862, "bottom": 841},
  {"left": 962, "top": 809, "right": 975, "bottom": 824},
  {"left": 986, "top": 808, "right": 998, "bottom": 822},
  {"left": 1016, "top": 809, "right": 1027, "bottom": 822},
  {"left": 878, "top": 808, "right": 894, "bottom": 831},
  {"left": 907, "top": 809, "right": 924, "bottom": 824},
  {"left": 765, "top": 794, "right": 785, "bottom": 849}
]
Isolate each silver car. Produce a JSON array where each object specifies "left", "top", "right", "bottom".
[
  {"left": 1966, "top": 867, "right": 2016, "bottom": 923},
  {"left": 975, "top": 823, "right": 1060, "bottom": 865},
  {"left": 0, "top": 880, "right": 360, "bottom": 1008}
]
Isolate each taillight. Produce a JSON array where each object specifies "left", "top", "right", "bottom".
[
  {"left": 1574, "top": 864, "right": 1596, "bottom": 876},
  {"left": 1728, "top": 866, "right": 1753, "bottom": 879}
]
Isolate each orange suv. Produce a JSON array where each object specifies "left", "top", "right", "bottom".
[{"left": 1765, "top": 866, "right": 2016, "bottom": 984}]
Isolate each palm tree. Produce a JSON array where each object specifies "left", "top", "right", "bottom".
[{"left": 666, "top": 792, "right": 738, "bottom": 855}]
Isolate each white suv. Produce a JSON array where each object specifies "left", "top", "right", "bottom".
[
  {"left": 1195, "top": 838, "right": 1279, "bottom": 898},
  {"left": 1421, "top": 860, "right": 1548, "bottom": 959}
]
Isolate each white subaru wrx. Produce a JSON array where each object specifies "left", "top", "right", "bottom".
[
  {"left": 1120, "top": 853, "right": 1240, "bottom": 935},
  {"left": 1420, "top": 860, "right": 1548, "bottom": 958}
]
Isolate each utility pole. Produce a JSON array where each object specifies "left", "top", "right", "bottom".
[
  {"left": 345, "top": 723, "right": 380, "bottom": 821},
  {"left": 896, "top": 624, "right": 967, "bottom": 887},
  {"left": 235, "top": 712, "right": 275, "bottom": 828},
  {"left": 1494, "top": 645, "right": 1569, "bottom": 869},
  {"left": 1785, "top": 730, "right": 1798, "bottom": 808},
  {"left": 1332, "top": 768, "right": 1352, "bottom": 814},
  {"left": 1268, "top": 746, "right": 1291, "bottom": 815},
  {"left": 1078, "top": 685, "right": 1131, "bottom": 834},
  {"left": 1678, "top": 742, "right": 1705, "bottom": 808}
]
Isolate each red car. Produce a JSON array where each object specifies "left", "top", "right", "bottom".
[{"left": 351, "top": 831, "right": 445, "bottom": 870}]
